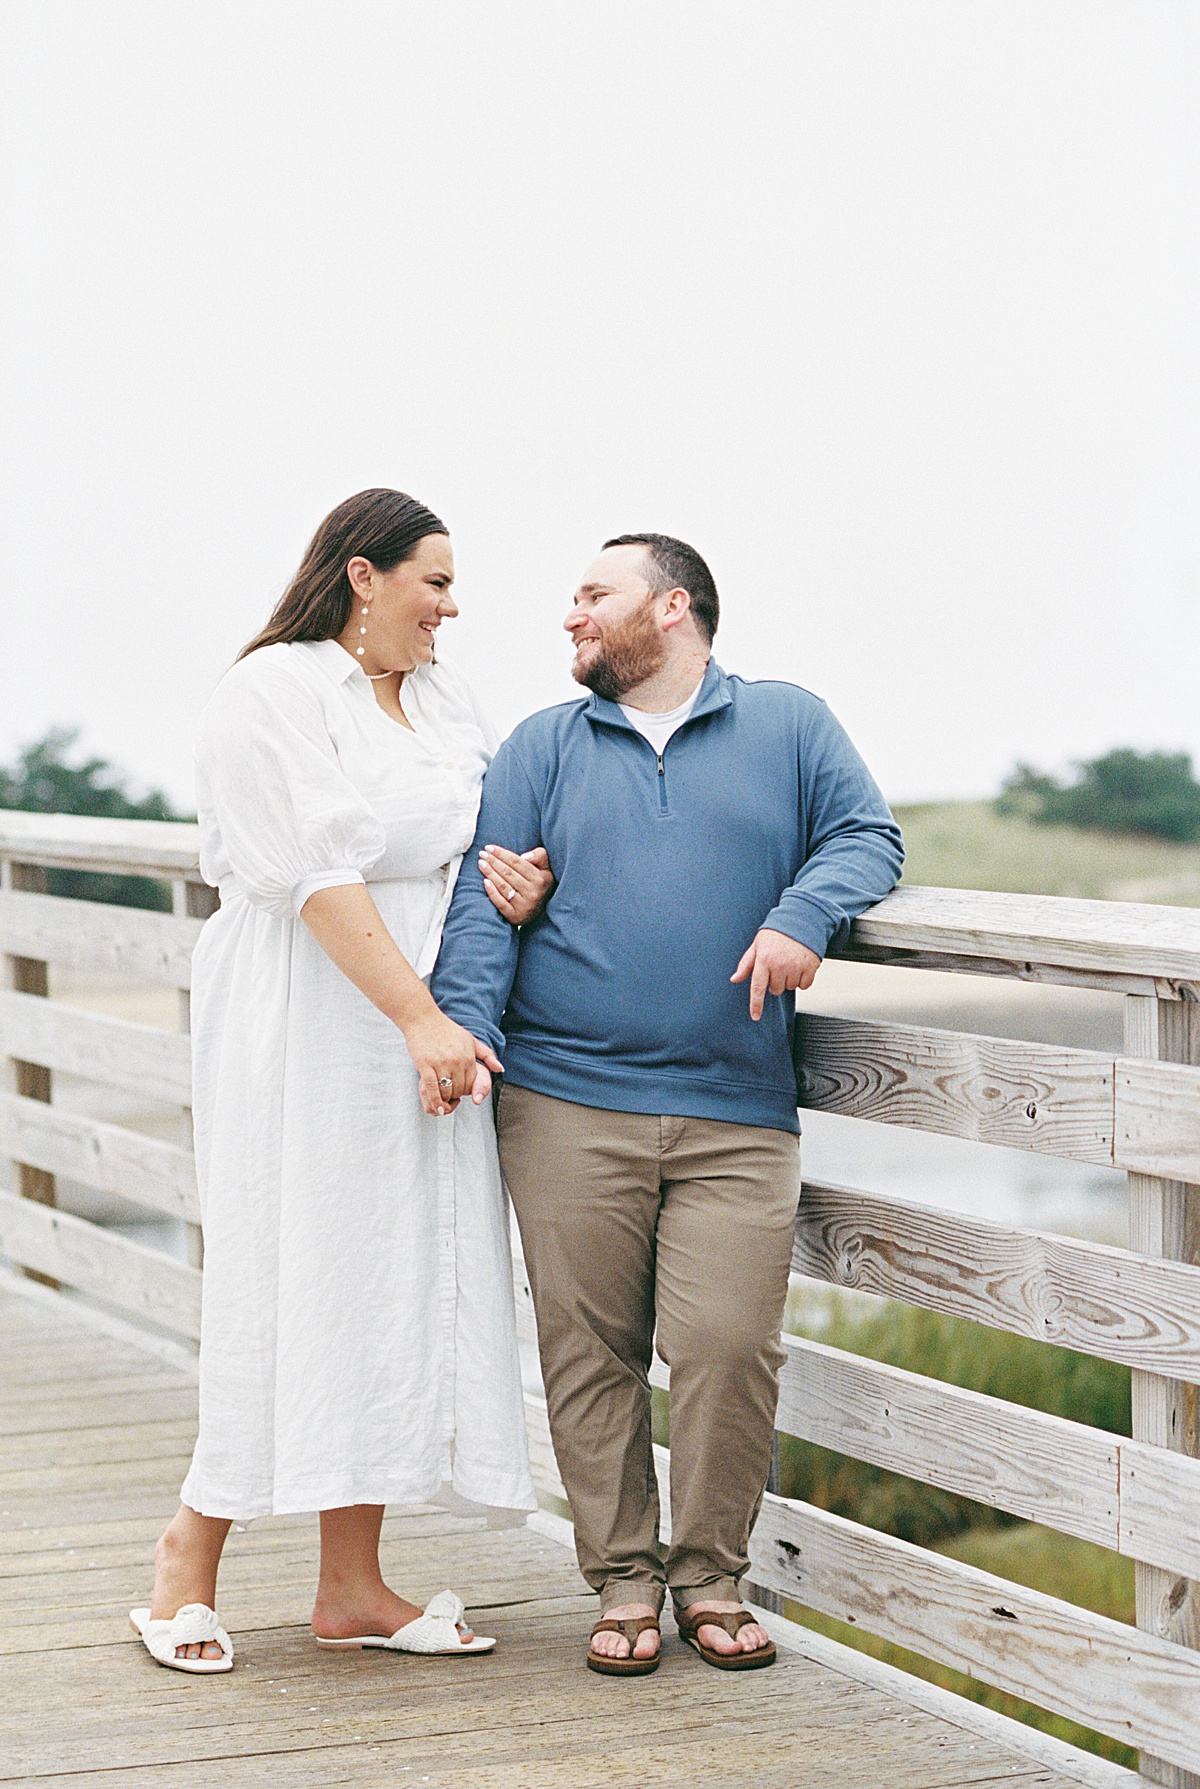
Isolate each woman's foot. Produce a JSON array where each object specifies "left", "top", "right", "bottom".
[
  {"left": 149, "top": 1508, "right": 231, "bottom": 1661},
  {"left": 313, "top": 1505, "right": 476, "bottom": 1646},
  {"left": 587, "top": 1601, "right": 661, "bottom": 1663},
  {"left": 679, "top": 1600, "right": 771, "bottom": 1656},
  {"left": 311, "top": 1585, "right": 475, "bottom": 1644}
]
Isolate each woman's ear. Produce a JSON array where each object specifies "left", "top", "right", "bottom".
[{"left": 346, "top": 556, "right": 374, "bottom": 600}]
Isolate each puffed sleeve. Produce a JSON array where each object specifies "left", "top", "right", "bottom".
[{"left": 195, "top": 656, "right": 387, "bottom": 917}]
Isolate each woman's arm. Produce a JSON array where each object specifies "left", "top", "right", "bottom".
[{"left": 300, "top": 882, "right": 501, "bottom": 1115}]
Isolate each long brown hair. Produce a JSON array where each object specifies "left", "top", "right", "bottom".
[{"left": 239, "top": 489, "right": 448, "bottom": 659}]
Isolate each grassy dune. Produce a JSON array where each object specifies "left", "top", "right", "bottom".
[{"left": 894, "top": 800, "right": 1200, "bottom": 904}]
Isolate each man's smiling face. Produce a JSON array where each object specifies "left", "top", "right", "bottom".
[{"left": 564, "top": 544, "right": 668, "bottom": 701}]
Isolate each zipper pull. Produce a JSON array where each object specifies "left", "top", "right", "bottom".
[{"left": 656, "top": 754, "right": 665, "bottom": 775}]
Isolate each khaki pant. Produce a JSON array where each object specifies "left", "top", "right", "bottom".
[{"left": 496, "top": 1084, "right": 800, "bottom": 1614}]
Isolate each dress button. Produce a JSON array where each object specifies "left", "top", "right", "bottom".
[{"left": 443, "top": 761, "right": 455, "bottom": 771}]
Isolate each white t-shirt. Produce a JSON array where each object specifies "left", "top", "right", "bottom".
[{"left": 618, "top": 680, "right": 704, "bottom": 756}]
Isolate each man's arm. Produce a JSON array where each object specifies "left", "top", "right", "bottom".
[
  {"left": 431, "top": 739, "right": 545, "bottom": 1057},
  {"left": 733, "top": 700, "right": 904, "bottom": 1018}
]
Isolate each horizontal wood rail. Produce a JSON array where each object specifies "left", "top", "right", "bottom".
[
  {"left": 793, "top": 1179, "right": 1200, "bottom": 1378},
  {"left": 0, "top": 889, "right": 202, "bottom": 989},
  {"left": 0, "top": 1091, "right": 199, "bottom": 1223},
  {"left": 0, "top": 990, "right": 192, "bottom": 1106},
  {"left": 749, "top": 1495, "right": 1200, "bottom": 1777},
  {"left": 0, "top": 811, "right": 202, "bottom": 878},
  {"left": 795, "top": 1014, "right": 1200, "bottom": 1180},
  {"left": 515, "top": 1273, "right": 1200, "bottom": 1581},
  {"left": 834, "top": 884, "right": 1200, "bottom": 997},
  {"left": 3, "top": 812, "right": 1199, "bottom": 1781},
  {"left": 0, "top": 1189, "right": 201, "bottom": 1335}
]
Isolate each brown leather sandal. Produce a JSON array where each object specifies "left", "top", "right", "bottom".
[
  {"left": 586, "top": 1614, "right": 661, "bottom": 1676},
  {"left": 675, "top": 1606, "right": 776, "bottom": 1671}
]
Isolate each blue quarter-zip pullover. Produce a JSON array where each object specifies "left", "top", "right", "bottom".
[{"left": 432, "top": 660, "right": 903, "bottom": 1134}]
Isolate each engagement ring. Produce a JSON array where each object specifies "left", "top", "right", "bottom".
[{"left": 439, "top": 1077, "right": 453, "bottom": 1089}]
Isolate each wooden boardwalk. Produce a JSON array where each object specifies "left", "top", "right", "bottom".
[{"left": 0, "top": 1284, "right": 1116, "bottom": 1789}]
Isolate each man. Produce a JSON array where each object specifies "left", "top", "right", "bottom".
[{"left": 432, "top": 534, "right": 903, "bottom": 1673}]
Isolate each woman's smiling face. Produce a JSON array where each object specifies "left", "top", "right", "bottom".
[{"left": 344, "top": 533, "right": 458, "bottom": 674}]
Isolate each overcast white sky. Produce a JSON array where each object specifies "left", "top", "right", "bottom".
[{"left": 1, "top": 0, "right": 1196, "bottom": 810}]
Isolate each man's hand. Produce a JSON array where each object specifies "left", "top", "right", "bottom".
[{"left": 731, "top": 929, "right": 822, "bottom": 1021}]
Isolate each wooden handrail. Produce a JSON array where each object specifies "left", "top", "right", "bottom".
[
  {"left": 0, "top": 811, "right": 201, "bottom": 877},
  {"left": 3, "top": 813, "right": 1200, "bottom": 988}
]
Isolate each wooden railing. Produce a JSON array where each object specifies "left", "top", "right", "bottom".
[{"left": 3, "top": 813, "right": 1199, "bottom": 1782}]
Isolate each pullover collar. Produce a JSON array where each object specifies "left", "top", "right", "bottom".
[{"left": 583, "top": 657, "right": 732, "bottom": 738}]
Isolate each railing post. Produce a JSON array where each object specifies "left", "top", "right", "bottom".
[
  {"left": 171, "top": 876, "right": 215, "bottom": 1273},
  {"left": 1125, "top": 993, "right": 1200, "bottom": 1789},
  {"left": 1, "top": 857, "right": 58, "bottom": 1287},
  {"left": 746, "top": 1431, "right": 786, "bottom": 1615}
]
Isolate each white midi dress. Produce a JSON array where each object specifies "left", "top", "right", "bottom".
[{"left": 179, "top": 639, "right": 536, "bottom": 1521}]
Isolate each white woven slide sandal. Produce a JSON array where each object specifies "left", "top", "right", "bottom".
[
  {"left": 129, "top": 1603, "right": 234, "bottom": 1674},
  {"left": 314, "top": 1589, "right": 495, "bottom": 1655}
]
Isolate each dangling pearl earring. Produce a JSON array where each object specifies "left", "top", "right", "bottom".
[{"left": 356, "top": 600, "right": 369, "bottom": 657}]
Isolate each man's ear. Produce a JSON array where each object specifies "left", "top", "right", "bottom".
[{"left": 658, "top": 587, "right": 693, "bottom": 632}]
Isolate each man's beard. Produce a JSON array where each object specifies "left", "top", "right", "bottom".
[{"left": 572, "top": 597, "right": 667, "bottom": 701}]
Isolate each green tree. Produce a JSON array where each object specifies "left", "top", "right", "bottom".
[
  {"left": 995, "top": 748, "right": 1200, "bottom": 842},
  {"left": 0, "top": 728, "right": 185, "bottom": 909}
]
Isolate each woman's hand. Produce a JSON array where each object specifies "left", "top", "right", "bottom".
[
  {"left": 402, "top": 1009, "right": 504, "bottom": 1115},
  {"left": 479, "top": 844, "right": 555, "bottom": 926}
]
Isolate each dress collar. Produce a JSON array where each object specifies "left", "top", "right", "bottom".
[
  {"left": 296, "top": 638, "right": 435, "bottom": 704},
  {"left": 297, "top": 638, "right": 361, "bottom": 686}
]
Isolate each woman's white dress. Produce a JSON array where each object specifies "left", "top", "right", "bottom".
[{"left": 179, "top": 638, "right": 536, "bottom": 1521}]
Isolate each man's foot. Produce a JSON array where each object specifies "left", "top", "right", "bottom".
[
  {"left": 588, "top": 1601, "right": 661, "bottom": 1663},
  {"left": 149, "top": 1525, "right": 226, "bottom": 1663},
  {"left": 312, "top": 1586, "right": 474, "bottom": 1644},
  {"left": 679, "top": 1600, "right": 771, "bottom": 1657}
]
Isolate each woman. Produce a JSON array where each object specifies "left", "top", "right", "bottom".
[{"left": 131, "top": 490, "right": 548, "bottom": 1672}]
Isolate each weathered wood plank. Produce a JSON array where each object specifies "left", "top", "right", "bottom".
[
  {"left": 832, "top": 937, "right": 1172, "bottom": 998},
  {"left": 2, "top": 877, "right": 58, "bottom": 1288},
  {"left": 0, "top": 812, "right": 201, "bottom": 878},
  {"left": 0, "top": 1090, "right": 199, "bottom": 1221},
  {"left": 778, "top": 1334, "right": 1200, "bottom": 1581},
  {"left": 523, "top": 1390, "right": 567, "bottom": 1505},
  {"left": 0, "top": 1627, "right": 1013, "bottom": 1789},
  {"left": 0, "top": 989, "right": 191, "bottom": 1104},
  {"left": 1124, "top": 994, "right": 1200, "bottom": 1789},
  {"left": 0, "top": 888, "right": 202, "bottom": 989},
  {"left": 793, "top": 1179, "right": 1200, "bottom": 1378},
  {"left": 1116, "top": 1056, "right": 1200, "bottom": 1185},
  {"left": 0, "top": 1513, "right": 481, "bottom": 1584},
  {"left": 0, "top": 1363, "right": 190, "bottom": 1406},
  {"left": 1121, "top": 1440, "right": 1200, "bottom": 1585},
  {"left": 750, "top": 1493, "right": 1200, "bottom": 1775},
  {"left": 794, "top": 1015, "right": 1114, "bottom": 1163},
  {"left": 0, "top": 1384, "right": 197, "bottom": 1437},
  {"left": 0, "top": 1190, "right": 201, "bottom": 1337},
  {"left": 843, "top": 884, "right": 1200, "bottom": 993},
  {"left": 776, "top": 1334, "right": 1120, "bottom": 1548},
  {"left": 3, "top": 1416, "right": 197, "bottom": 1473}
]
